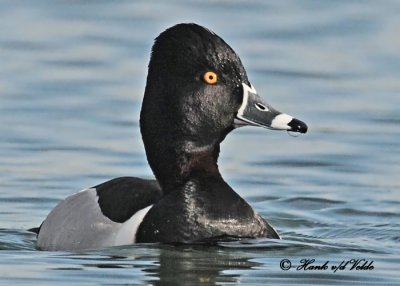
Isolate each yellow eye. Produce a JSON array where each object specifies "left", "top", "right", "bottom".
[{"left": 203, "top": 71, "right": 218, "bottom": 84}]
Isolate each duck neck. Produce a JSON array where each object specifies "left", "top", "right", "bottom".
[{"left": 145, "top": 139, "right": 222, "bottom": 193}]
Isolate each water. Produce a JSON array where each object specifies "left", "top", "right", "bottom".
[{"left": 1, "top": 0, "right": 399, "bottom": 285}]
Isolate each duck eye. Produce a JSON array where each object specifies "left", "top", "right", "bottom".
[{"left": 203, "top": 71, "right": 218, "bottom": 84}]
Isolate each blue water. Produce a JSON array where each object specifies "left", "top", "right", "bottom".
[{"left": 1, "top": 0, "right": 399, "bottom": 285}]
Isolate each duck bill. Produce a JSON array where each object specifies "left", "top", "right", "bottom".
[{"left": 234, "top": 83, "right": 308, "bottom": 133}]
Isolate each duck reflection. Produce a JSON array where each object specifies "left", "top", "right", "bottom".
[
  {"left": 145, "top": 245, "right": 260, "bottom": 285},
  {"left": 77, "top": 244, "right": 261, "bottom": 285}
]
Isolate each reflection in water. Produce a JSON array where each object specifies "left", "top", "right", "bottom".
[
  {"left": 2, "top": 234, "right": 398, "bottom": 285},
  {"left": 70, "top": 245, "right": 260, "bottom": 285},
  {"left": 148, "top": 246, "right": 259, "bottom": 285}
]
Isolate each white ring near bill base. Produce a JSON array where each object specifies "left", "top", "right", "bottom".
[{"left": 237, "top": 83, "right": 257, "bottom": 118}]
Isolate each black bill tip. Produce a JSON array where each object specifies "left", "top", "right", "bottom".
[{"left": 288, "top": 118, "right": 308, "bottom": 133}]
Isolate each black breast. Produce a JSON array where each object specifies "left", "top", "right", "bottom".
[{"left": 136, "top": 175, "right": 278, "bottom": 243}]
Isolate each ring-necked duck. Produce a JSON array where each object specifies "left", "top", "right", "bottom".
[{"left": 33, "top": 23, "right": 307, "bottom": 251}]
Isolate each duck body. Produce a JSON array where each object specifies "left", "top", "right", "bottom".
[
  {"left": 36, "top": 177, "right": 161, "bottom": 250},
  {"left": 35, "top": 23, "right": 307, "bottom": 251},
  {"left": 137, "top": 173, "right": 278, "bottom": 243}
]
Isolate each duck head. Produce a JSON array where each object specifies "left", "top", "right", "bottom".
[{"left": 140, "top": 23, "right": 307, "bottom": 191}]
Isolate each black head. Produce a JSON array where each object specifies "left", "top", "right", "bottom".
[
  {"left": 140, "top": 23, "right": 307, "bottom": 191},
  {"left": 142, "top": 23, "right": 247, "bottom": 144}
]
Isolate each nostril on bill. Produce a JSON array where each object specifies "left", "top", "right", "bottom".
[{"left": 255, "top": 103, "right": 268, "bottom": 111}]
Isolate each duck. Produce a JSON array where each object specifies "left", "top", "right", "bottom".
[{"left": 33, "top": 23, "right": 307, "bottom": 251}]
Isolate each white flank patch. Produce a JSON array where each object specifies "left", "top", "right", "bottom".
[
  {"left": 114, "top": 205, "right": 153, "bottom": 245},
  {"left": 270, "top": 113, "right": 293, "bottom": 130}
]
